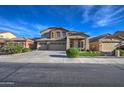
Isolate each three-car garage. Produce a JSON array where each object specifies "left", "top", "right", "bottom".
[{"left": 37, "top": 40, "right": 66, "bottom": 51}]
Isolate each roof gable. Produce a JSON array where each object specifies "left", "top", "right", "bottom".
[
  {"left": 40, "top": 27, "right": 69, "bottom": 34},
  {"left": 90, "top": 34, "right": 119, "bottom": 42}
]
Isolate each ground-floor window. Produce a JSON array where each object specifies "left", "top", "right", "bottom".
[
  {"left": 70, "top": 39, "right": 84, "bottom": 48},
  {"left": 80, "top": 41, "right": 84, "bottom": 48}
]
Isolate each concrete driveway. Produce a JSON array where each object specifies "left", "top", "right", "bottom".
[{"left": 0, "top": 50, "right": 124, "bottom": 64}]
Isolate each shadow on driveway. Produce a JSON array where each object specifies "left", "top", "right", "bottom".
[{"left": 49, "top": 55, "right": 67, "bottom": 58}]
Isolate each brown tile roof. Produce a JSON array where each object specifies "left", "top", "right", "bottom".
[
  {"left": 68, "top": 31, "right": 89, "bottom": 37},
  {"left": 90, "top": 33, "right": 119, "bottom": 42},
  {"left": 40, "top": 27, "right": 69, "bottom": 33},
  {"left": 0, "top": 38, "right": 9, "bottom": 43},
  {"left": 35, "top": 38, "right": 66, "bottom": 42},
  {"left": 8, "top": 38, "right": 33, "bottom": 42}
]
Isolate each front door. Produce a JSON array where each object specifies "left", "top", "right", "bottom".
[{"left": 73, "top": 40, "right": 78, "bottom": 48}]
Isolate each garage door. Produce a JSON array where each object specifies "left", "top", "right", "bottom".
[
  {"left": 38, "top": 43, "right": 47, "bottom": 50},
  {"left": 102, "top": 43, "right": 118, "bottom": 52},
  {"left": 49, "top": 43, "right": 66, "bottom": 50}
]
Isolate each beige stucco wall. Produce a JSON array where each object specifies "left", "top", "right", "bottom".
[
  {"left": 85, "top": 38, "right": 89, "bottom": 50},
  {"left": 0, "top": 32, "right": 16, "bottom": 39},
  {"left": 50, "top": 30, "right": 67, "bottom": 39},
  {"left": 67, "top": 35, "right": 86, "bottom": 39},
  {"left": 90, "top": 41, "right": 100, "bottom": 51},
  {"left": 41, "top": 29, "right": 68, "bottom": 39},
  {"left": 66, "top": 36, "right": 70, "bottom": 50}
]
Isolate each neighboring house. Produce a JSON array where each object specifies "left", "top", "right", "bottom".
[
  {"left": 0, "top": 31, "right": 34, "bottom": 49},
  {"left": 90, "top": 33, "right": 123, "bottom": 52},
  {"left": 113, "top": 31, "right": 124, "bottom": 49},
  {"left": 0, "top": 32, "right": 16, "bottom": 39},
  {"left": 35, "top": 27, "right": 89, "bottom": 50},
  {"left": 7, "top": 38, "right": 34, "bottom": 48},
  {"left": 114, "top": 31, "right": 124, "bottom": 38},
  {"left": 0, "top": 32, "right": 16, "bottom": 48}
]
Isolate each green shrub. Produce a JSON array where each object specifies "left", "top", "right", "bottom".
[
  {"left": 1, "top": 42, "right": 32, "bottom": 54},
  {"left": 22, "top": 48, "right": 31, "bottom": 52},
  {"left": 79, "top": 51, "right": 102, "bottom": 56},
  {"left": 120, "top": 50, "right": 124, "bottom": 56},
  {"left": 76, "top": 48, "right": 81, "bottom": 51},
  {"left": 5, "top": 43, "right": 24, "bottom": 54},
  {"left": 66, "top": 48, "right": 79, "bottom": 58},
  {"left": 3, "top": 42, "right": 25, "bottom": 54}
]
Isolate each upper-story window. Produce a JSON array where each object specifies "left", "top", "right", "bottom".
[
  {"left": 57, "top": 32, "right": 60, "bottom": 38},
  {"left": 41, "top": 33, "right": 50, "bottom": 38}
]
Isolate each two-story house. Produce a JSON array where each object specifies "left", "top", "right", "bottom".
[{"left": 35, "top": 27, "right": 89, "bottom": 50}]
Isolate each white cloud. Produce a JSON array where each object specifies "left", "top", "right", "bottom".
[
  {"left": 0, "top": 17, "right": 48, "bottom": 37},
  {"left": 80, "top": 6, "right": 124, "bottom": 27},
  {"left": 81, "top": 5, "right": 95, "bottom": 23},
  {"left": 32, "top": 24, "right": 48, "bottom": 30},
  {"left": 92, "top": 6, "right": 124, "bottom": 27}
]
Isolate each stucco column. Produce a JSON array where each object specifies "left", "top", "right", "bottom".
[
  {"left": 66, "top": 36, "right": 70, "bottom": 50},
  {"left": 60, "top": 31, "right": 63, "bottom": 38},
  {"left": 85, "top": 38, "right": 89, "bottom": 50},
  {"left": 99, "top": 42, "right": 102, "bottom": 51},
  {"left": 37, "top": 42, "right": 40, "bottom": 49},
  {"left": 82, "top": 40, "right": 85, "bottom": 50},
  {"left": 50, "top": 31, "right": 52, "bottom": 38}
]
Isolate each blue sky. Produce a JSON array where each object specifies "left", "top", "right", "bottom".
[{"left": 0, "top": 5, "right": 124, "bottom": 38}]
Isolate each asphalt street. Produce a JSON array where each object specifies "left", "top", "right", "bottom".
[{"left": 0, "top": 62, "right": 124, "bottom": 87}]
